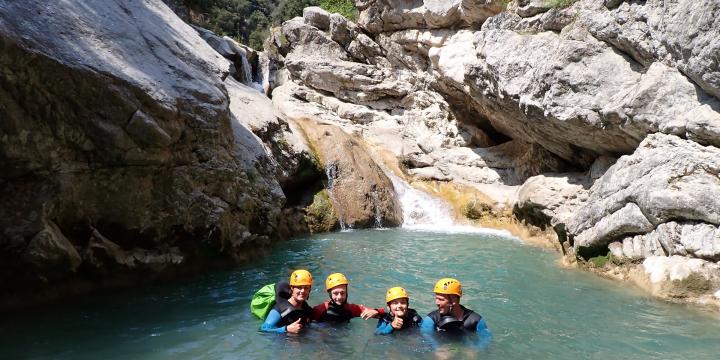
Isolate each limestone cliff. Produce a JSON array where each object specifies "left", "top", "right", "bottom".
[{"left": 264, "top": 1, "right": 720, "bottom": 307}]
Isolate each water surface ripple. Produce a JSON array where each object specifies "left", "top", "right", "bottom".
[{"left": 2, "top": 229, "right": 719, "bottom": 359}]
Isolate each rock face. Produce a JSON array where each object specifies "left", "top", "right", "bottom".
[
  {"left": 193, "top": 26, "right": 261, "bottom": 86},
  {"left": 355, "top": 0, "right": 507, "bottom": 33},
  {"left": 296, "top": 119, "right": 402, "bottom": 229},
  {"left": 567, "top": 133, "right": 720, "bottom": 255},
  {"left": 0, "top": 0, "right": 286, "bottom": 304},
  {"left": 264, "top": 0, "right": 720, "bottom": 305}
]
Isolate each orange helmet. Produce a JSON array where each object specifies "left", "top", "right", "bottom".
[
  {"left": 434, "top": 278, "right": 462, "bottom": 297},
  {"left": 289, "top": 269, "right": 313, "bottom": 286},
  {"left": 386, "top": 286, "right": 409, "bottom": 303},
  {"left": 325, "top": 273, "right": 349, "bottom": 291}
]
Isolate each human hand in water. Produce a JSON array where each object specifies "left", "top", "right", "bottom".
[
  {"left": 360, "top": 308, "right": 378, "bottom": 320},
  {"left": 286, "top": 318, "right": 303, "bottom": 334},
  {"left": 391, "top": 316, "right": 404, "bottom": 329}
]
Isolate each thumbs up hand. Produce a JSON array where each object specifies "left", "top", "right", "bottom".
[
  {"left": 286, "top": 318, "right": 303, "bottom": 333},
  {"left": 391, "top": 316, "right": 404, "bottom": 330}
]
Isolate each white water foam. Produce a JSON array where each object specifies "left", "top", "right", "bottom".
[
  {"left": 239, "top": 52, "right": 264, "bottom": 92},
  {"left": 387, "top": 173, "right": 518, "bottom": 239}
]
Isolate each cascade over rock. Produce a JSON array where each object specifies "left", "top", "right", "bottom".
[{"left": 295, "top": 118, "right": 402, "bottom": 229}]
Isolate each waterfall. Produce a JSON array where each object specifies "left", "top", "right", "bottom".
[
  {"left": 387, "top": 172, "right": 515, "bottom": 236},
  {"left": 325, "top": 163, "right": 348, "bottom": 231},
  {"left": 387, "top": 173, "right": 455, "bottom": 228},
  {"left": 370, "top": 190, "right": 383, "bottom": 228},
  {"left": 239, "top": 52, "right": 264, "bottom": 92}
]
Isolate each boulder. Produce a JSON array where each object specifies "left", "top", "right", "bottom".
[
  {"left": 285, "top": 54, "right": 411, "bottom": 103},
  {"left": 282, "top": 17, "right": 349, "bottom": 60},
  {"left": 295, "top": 119, "right": 402, "bottom": 229},
  {"left": 303, "top": 6, "right": 331, "bottom": 30},
  {"left": 0, "top": 0, "right": 284, "bottom": 298},
  {"left": 329, "top": 13, "right": 358, "bottom": 47},
  {"left": 23, "top": 222, "right": 82, "bottom": 283},
  {"left": 356, "top": 0, "right": 507, "bottom": 34},
  {"left": 514, "top": 173, "right": 590, "bottom": 229},
  {"left": 641, "top": 255, "right": 720, "bottom": 299},
  {"left": 567, "top": 134, "right": 720, "bottom": 251}
]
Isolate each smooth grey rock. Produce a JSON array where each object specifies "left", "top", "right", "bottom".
[
  {"left": 357, "top": 0, "right": 506, "bottom": 34},
  {"left": 329, "top": 13, "right": 356, "bottom": 47},
  {"left": 0, "top": 0, "right": 285, "bottom": 295},
  {"left": 282, "top": 17, "right": 348, "bottom": 60},
  {"left": 23, "top": 222, "right": 82, "bottom": 281},
  {"left": 463, "top": 28, "right": 720, "bottom": 165},
  {"left": 126, "top": 110, "right": 174, "bottom": 148},
  {"left": 580, "top": 0, "right": 720, "bottom": 101},
  {"left": 514, "top": 173, "right": 590, "bottom": 228},
  {"left": 574, "top": 201, "right": 654, "bottom": 248},
  {"left": 568, "top": 134, "right": 720, "bottom": 249},
  {"left": 303, "top": 6, "right": 331, "bottom": 30}
]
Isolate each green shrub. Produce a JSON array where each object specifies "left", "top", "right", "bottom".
[
  {"left": 179, "top": 0, "right": 358, "bottom": 50},
  {"left": 305, "top": 189, "right": 338, "bottom": 232},
  {"left": 546, "top": 0, "right": 576, "bottom": 8},
  {"left": 461, "top": 199, "right": 492, "bottom": 220},
  {"left": 319, "top": 0, "right": 357, "bottom": 20},
  {"left": 588, "top": 251, "right": 614, "bottom": 268}
]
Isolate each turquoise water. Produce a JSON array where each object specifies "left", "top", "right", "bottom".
[{"left": 3, "top": 229, "right": 720, "bottom": 359}]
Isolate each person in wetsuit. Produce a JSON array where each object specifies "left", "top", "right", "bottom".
[
  {"left": 311, "top": 272, "right": 384, "bottom": 323},
  {"left": 420, "top": 278, "right": 492, "bottom": 351},
  {"left": 375, "top": 286, "right": 423, "bottom": 335},
  {"left": 260, "top": 269, "right": 314, "bottom": 334}
]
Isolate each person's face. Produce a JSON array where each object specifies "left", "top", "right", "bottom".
[
  {"left": 291, "top": 285, "right": 311, "bottom": 302},
  {"left": 434, "top": 293, "right": 454, "bottom": 315},
  {"left": 388, "top": 298, "right": 408, "bottom": 317},
  {"left": 328, "top": 284, "right": 347, "bottom": 305}
]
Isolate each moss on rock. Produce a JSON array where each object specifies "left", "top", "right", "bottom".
[
  {"left": 305, "top": 189, "right": 338, "bottom": 233},
  {"left": 461, "top": 198, "right": 493, "bottom": 220}
]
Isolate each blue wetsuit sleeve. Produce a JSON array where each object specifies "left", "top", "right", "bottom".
[
  {"left": 473, "top": 318, "right": 492, "bottom": 350},
  {"left": 375, "top": 318, "right": 394, "bottom": 335},
  {"left": 420, "top": 316, "right": 435, "bottom": 334},
  {"left": 259, "top": 309, "right": 287, "bottom": 333},
  {"left": 420, "top": 316, "right": 439, "bottom": 349}
]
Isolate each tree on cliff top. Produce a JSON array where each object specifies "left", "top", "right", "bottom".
[{"left": 178, "top": 0, "right": 357, "bottom": 49}]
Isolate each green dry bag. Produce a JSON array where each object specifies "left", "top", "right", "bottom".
[{"left": 250, "top": 283, "right": 276, "bottom": 319}]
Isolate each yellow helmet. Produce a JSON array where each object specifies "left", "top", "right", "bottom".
[
  {"left": 289, "top": 269, "right": 313, "bottom": 286},
  {"left": 386, "top": 286, "right": 409, "bottom": 303},
  {"left": 325, "top": 272, "right": 349, "bottom": 291},
  {"left": 433, "top": 278, "right": 462, "bottom": 297}
]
